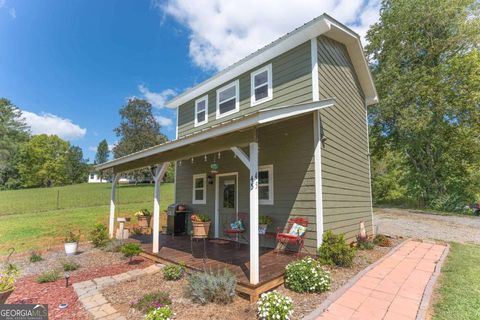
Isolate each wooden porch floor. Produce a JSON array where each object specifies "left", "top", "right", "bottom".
[{"left": 129, "top": 234, "right": 303, "bottom": 299}]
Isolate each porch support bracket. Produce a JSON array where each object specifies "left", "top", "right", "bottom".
[
  {"left": 153, "top": 162, "right": 170, "bottom": 253},
  {"left": 109, "top": 174, "right": 122, "bottom": 238},
  {"left": 230, "top": 147, "right": 250, "bottom": 168}
]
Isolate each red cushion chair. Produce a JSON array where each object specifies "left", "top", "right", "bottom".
[{"left": 275, "top": 217, "right": 308, "bottom": 257}]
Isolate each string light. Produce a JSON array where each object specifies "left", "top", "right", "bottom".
[
  {"left": 179, "top": 160, "right": 182, "bottom": 166},
  {"left": 218, "top": 152, "right": 221, "bottom": 159},
  {"left": 204, "top": 155, "right": 207, "bottom": 162},
  {"left": 191, "top": 158, "right": 194, "bottom": 164}
]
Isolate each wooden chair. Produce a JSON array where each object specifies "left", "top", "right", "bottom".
[
  {"left": 275, "top": 217, "right": 308, "bottom": 257},
  {"left": 223, "top": 212, "right": 248, "bottom": 246}
]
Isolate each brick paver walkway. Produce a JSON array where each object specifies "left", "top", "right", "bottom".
[{"left": 317, "top": 241, "right": 447, "bottom": 320}]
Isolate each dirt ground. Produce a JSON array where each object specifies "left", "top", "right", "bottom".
[
  {"left": 102, "top": 239, "right": 402, "bottom": 320},
  {"left": 374, "top": 208, "right": 480, "bottom": 244}
]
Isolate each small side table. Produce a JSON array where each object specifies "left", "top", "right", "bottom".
[
  {"left": 190, "top": 233, "right": 207, "bottom": 264},
  {"left": 116, "top": 217, "right": 129, "bottom": 239}
]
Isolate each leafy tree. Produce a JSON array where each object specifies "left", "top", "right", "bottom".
[
  {"left": 113, "top": 98, "right": 168, "bottom": 182},
  {"left": 366, "top": 0, "right": 480, "bottom": 209},
  {"left": 65, "top": 145, "right": 89, "bottom": 184},
  {"left": 95, "top": 139, "right": 110, "bottom": 165},
  {"left": 0, "top": 98, "right": 29, "bottom": 189}
]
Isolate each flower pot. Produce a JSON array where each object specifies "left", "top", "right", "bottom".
[
  {"left": 64, "top": 242, "right": 78, "bottom": 256},
  {"left": 137, "top": 216, "right": 150, "bottom": 227},
  {"left": 259, "top": 224, "right": 268, "bottom": 235},
  {"left": 192, "top": 221, "right": 211, "bottom": 238},
  {"left": 0, "top": 289, "right": 13, "bottom": 304}
]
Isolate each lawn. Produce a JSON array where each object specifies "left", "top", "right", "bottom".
[
  {"left": 433, "top": 242, "right": 480, "bottom": 320},
  {"left": 0, "top": 183, "right": 174, "bottom": 254}
]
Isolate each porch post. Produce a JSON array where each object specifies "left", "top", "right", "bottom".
[
  {"left": 109, "top": 174, "right": 121, "bottom": 238},
  {"left": 249, "top": 142, "right": 259, "bottom": 285},
  {"left": 153, "top": 163, "right": 170, "bottom": 253}
]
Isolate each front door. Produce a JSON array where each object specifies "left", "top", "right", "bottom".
[{"left": 218, "top": 174, "right": 237, "bottom": 239}]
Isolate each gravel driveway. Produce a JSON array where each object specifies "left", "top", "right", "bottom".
[{"left": 374, "top": 208, "right": 480, "bottom": 244}]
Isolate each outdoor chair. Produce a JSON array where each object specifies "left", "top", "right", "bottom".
[
  {"left": 275, "top": 217, "right": 308, "bottom": 257},
  {"left": 223, "top": 212, "right": 248, "bottom": 247}
]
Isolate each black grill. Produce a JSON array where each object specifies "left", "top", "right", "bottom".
[{"left": 166, "top": 203, "right": 189, "bottom": 235}]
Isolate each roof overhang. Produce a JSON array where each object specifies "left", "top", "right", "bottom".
[
  {"left": 95, "top": 99, "right": 335, "bottom": 173},
  {"left": 166, "top": 14, "right": 377, "bottom": 109}
]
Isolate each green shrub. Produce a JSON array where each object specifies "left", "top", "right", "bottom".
[
  {"left": 121, "top": 243, "right": 142, "bottom": 262},
  {"left": 145, "top": 306, "right": 173, "bottom": 320},
  {"left": 318, "top": 230, "right": 356, "bottom": 267},
  {"left": 29, "top": 251, "right": 43, "bottom": 263},
  {"left": 89, "top": 223, "right": 109, "bottom": 247},
  {"left": 285, "top": 256, "right": 331, "bottom": 293},
  {"left": 64, "top": 230, "right": 80, "bottom": 243},
  {"left": 63, "top": 261, "right": 80, "bottom": 271},
  {"left": 373, "top": 234, "right": 392, "bottom": 247},
  {"left": 130, "top": 291, "right": 171, "bottom": 313},
  {"left": 37, "top": 270, "right": 60, "bottom": 283},
  {"left": 162, "top": 263, "right": 185, "bottom": 281},
  {"left": 102, "top": 239, "right": 124, "bottom": 252},
  {"left": 186, "top": 269, "right": 236, "bottom": 304},
  {"left": 356, "top": 235, "right": 374, "bottom": 250},
  {"left": 257, "top": 291, "right": 293, "bottom": 320}
]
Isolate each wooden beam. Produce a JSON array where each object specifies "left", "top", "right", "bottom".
[{"left": 153, "top": 163, "right": 169, "bottom": 253}]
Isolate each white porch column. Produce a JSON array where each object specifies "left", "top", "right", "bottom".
[
  {"left": 249, "top": 142, "right": 259, "bottom": 285},
  {"left": 153, "top": 163, "right": 170, "bottom": 253},
  {"left": 109, "top": 174, "right": 121, "bottom": 238}
]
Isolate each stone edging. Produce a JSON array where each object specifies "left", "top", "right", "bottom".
[
  {"left": 73, "top": 264, "right": 164, "bottom": 320},
  {"left": 416, "top": 243, "right": 450, "bottom": 320},
  {"left": 302, "top": 238, "right": 411, "bottom": 320}
]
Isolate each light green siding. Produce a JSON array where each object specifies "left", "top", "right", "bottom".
[
  {"left": 317, "top": 35, "right": 373, "bottom": 240},
  {"left": 175, "top": 114, "right": 318, "bottom": 251},
  {"left": 177, "top": 41, "right": 312, "bottom": 137}
]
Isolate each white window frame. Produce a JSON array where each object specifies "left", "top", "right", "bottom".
[
  {"left": 216, "top": 80, "right": 240, "bottom": 119},
  {"left": 194, "top": 95, "right": 208, "bottom": 127},
  {"left": 258, "top": 164, "right": 274, "bottom": 205},
  {"left": 192, "top": 173, "right": 207, "bottom": 204},
  {"left": 250, "top": 64, "right": 273, "bottom": 106}
]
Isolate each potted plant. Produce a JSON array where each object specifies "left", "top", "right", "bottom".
[
  {"left": 0, "top": 265, "right": 19, "bottom": 304},
  {"left": 134, "top": 209, "right": 152, "bottom": 227},
  {"left": 191, "top": 214, "right": 211, "bottom": 238},
  {"left": 64, "top": 231, "right": 80, "bottom": 256},
  {"left": 259, "top": 215, "right": 273, "bottom": 235}
]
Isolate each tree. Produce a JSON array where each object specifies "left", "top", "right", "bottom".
[
  {"left": 113, "top": 98, "right": 168, "bottom": 182},
  {"left": 366, "top": 0, "right": 480, "bottom": 209},
  {"left": 0, "top": 98, "right": 30, "bottom": 189},
  {"left": 65, "top": 145, "right": 89, "bottom": 184},
  {"left": 95, "top": 139, "right": 110, "bottom": 165}
]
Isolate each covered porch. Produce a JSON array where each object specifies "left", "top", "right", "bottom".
[{"left": 96, "top": 99, "right": 333, "bottom": 290}]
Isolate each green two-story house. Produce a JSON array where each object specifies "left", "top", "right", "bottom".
[{"left": 96, "top": 14, "right": 378, "bottom": 286}]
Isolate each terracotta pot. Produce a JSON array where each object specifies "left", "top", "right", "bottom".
[
  {"left": 192, "top": 221, "right": 211, "bottom": 238},
  {"left": 0, "top": 289, "right": 13, "bottom": 304},
  {"left": 137, "top": 216, "right": 150, "bottom": 227}
]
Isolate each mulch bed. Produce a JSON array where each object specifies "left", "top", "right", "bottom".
[
  {"left": 103, "top": 238, "right": 402, "bottom": 320},
  {"left": 5, "top": 244, "right": 152, "bottom": 320}
]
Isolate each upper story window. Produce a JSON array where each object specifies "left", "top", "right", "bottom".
[
  {"left": 195, "top": 96, "right": 208, "bottom": 127},
  {"left": 250, "top": 64, "right": 272, "bottom": 106},
  {"left": 216, "top": 80, "right": 239, "bottom": 119},
  {"left": 192, "top": 173, "right": 207, "bottom": 204},
  {"left": 258, "top": 164, "right": 274, "bottom": 205}
]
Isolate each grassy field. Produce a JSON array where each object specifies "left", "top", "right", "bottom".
[
  {"left": 433, "top": 243, "right": 480, "bottom": 320},
  {"left": 0, "top": 183, "right": 174, "bottom": 254}
]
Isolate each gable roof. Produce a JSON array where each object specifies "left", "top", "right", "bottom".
[{"left": 166, "top": 14, "right": 378, "bottom": 108}]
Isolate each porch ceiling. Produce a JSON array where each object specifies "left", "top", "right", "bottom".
[{"left": 95, "top": 99, "right": 334, "bottom": 173}]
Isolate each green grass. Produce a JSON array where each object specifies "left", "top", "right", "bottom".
[
  {"left": 0, "top": 183, "right": 171, "bottom": 215},
  {"left": 0, "top": 183, "right": 174, "bottom": 254},
  {"left": 433, "top": 243, "right": 480, "bottom": 320}
]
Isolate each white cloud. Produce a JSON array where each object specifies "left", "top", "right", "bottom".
[
  {"left": 156, "top": 0, "right": 380, "bottom": 71},
  {"left": 22, "top": 110, "right": 87, "bottom": 140},
  {"left": 138, "top": 84, "right": 177, "bottom": 109},
  {"left": 0, "top": 0, "right": 6, "bottom": 8},
  {"left": 155, "top": 115, "right": 173, "bottom": 128},
  {"left": 8, "top": 7, "right": 15, "bottom": 19}
]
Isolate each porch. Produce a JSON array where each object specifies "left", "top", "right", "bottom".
[{"left": 130, "top": 233, "right": 303, "bottom": 301}]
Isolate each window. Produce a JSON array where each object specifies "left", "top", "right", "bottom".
[
  {"left": 250, "top": 64, "right": 272, "bottom": 106},
  {"left": 216, "top": 80, "right": 239, "bottom": 118},
  {"left": 194, "top": 96, "right": 208, "bottom": 127},
  {"left": 258, "top": 165, "right": 274, "bottom": 205},
  {"left": 192, "top": 174, "right": 207, "bottom": 204}
]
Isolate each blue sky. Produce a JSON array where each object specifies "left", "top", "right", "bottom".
[{"left": 0, "top": 0, "right": 380, "bottom": 162}]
